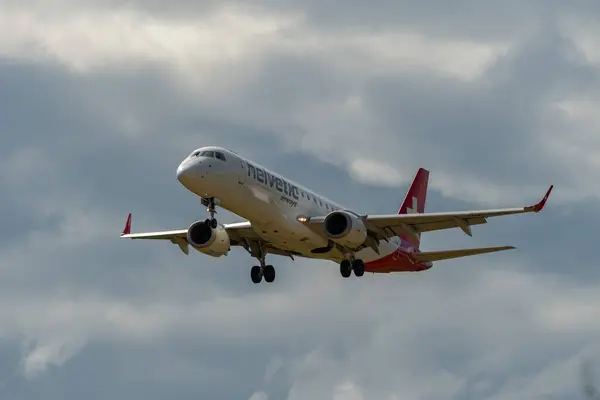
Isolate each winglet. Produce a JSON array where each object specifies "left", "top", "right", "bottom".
[
  {"left": 121, "top": 213, "right": 132, "bottom": 236},
  {"left": 527, "top": 185, "right": 553, "bottom": 212}
]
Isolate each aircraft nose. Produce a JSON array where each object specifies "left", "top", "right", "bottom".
[
  {"left": 176, "top": 162, "right": 187, "bottom": 182},
  {"left": 176, "top": 160, "right": 195, "bottom": 183},
  {"left": 177, "top": 158, "right": 207, "bottom": 186}
]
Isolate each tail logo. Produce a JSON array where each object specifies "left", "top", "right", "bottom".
[{"left": 405, "top": 197, "right": 419, "bottom": 214}]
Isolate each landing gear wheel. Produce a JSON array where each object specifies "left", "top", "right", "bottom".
[
  {"left": 353, "top": 259, "right": 365, "bottom": 277},
  {"left": 340, "top": 260, "right": 352, "bottom": 278},
  {"left": 251, "top": 266, "right": 262, "bottom": 284},
  {"left": 263, "top": 265, "right": 275, "bottom": 283},
  {"left": 202, "top": 197, "right": 219, "bottom": 228}
]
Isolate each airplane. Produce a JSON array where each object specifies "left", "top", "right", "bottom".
[{"left": 120, "top": 146, "right": 553, "bottom": 284}]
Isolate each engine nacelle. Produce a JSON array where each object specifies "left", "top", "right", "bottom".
[
  {"left": 186, "top": 220, "right": 231, "bottom": 257},
  {"left": 322, "top": 210, "right": 368, "bottom": 249}
]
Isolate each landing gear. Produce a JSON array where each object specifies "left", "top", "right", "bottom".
[
  {"left": 205, "top": 218, "right": 218, "bottom": 229},
  {"left": 339, "top": 256, "right": 365, "bottom": 278},
  {"left": 250, "top": 264, "right": 276, "bottom": 284},
  {"left": 201, "top": 197, "right": 218, "bottom": 228},
  {"left": 247, "top": 241, "right": 276, "bottom": 284}
]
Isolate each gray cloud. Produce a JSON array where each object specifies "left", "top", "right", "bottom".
[
  {"left": 361, "top": 25, "right": 595, "bottom": 180},
  {"left": 0, "top": 0, "right": 600, "bottom": 399}
]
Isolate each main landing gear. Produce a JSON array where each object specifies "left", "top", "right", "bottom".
[
  {"left": 251, "top": 264, "right": 275, "bottom": 284},
  {"left": 340, "top": 256, "right": 365, "bottom": 278},
  {"left": 248, "top": 242, "right": 276, "bottom": 284},
  {"left": 201, "top": 197, "right": 218, "bottom": 229}
]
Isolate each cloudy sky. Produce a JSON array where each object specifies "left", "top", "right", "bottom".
[{"left": 1, "top": 0, "right": 600, "bottom": 399}]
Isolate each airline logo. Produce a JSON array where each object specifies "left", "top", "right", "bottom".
[
  {"left": 404, "top": 196, "right": 422, "bottom": 242},
  {"left": 246, "top": 162, "right": 300, "bottom": 200},
  {"left": 405, "top": 196, "right": 419, "bottom": 214}
]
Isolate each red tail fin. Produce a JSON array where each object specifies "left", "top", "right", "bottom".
[
  {"left": 398, "top": 168, "right": 429, "bottom": 215},
  {"left": 397, "top": 168, "right": 429, "bottom": 246}
]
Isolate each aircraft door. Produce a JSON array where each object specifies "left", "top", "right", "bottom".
[{"left": 238, "top": 159, "right": 247, "bottom": 184}]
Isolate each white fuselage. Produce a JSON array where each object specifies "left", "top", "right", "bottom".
[{"left": 176, "top": 147, "right": 401, "bottom": 263}]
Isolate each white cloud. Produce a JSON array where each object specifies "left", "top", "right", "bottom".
[
  {"left": 327, "top": 32, "right": 508, "bottom": 82},
  {"left": 20, "top": 336, "right": 86, "bottom": 380},
  {"left": 0, "top": 4, "right": 299, "bottom": 85},
  {"left": 332, "top": 381, "right": 364, "bottom": 400},
  {"left": 0, "top": 3, "right": 507, "bottom": 81},
  {"left": 0, "top": 0, "right": 511, "bottom": 117},
  {"left": 248, "top": 391, "right": 269, "bottom": 400},
  {"left": 561, "top": 17, "right": 600, "bottom": 66},
  {"left": 348, "top": 158, "right": 406, "bottom": 186},
  {"left": 265, "top": 356, "right": 283, "bottom": 380}
]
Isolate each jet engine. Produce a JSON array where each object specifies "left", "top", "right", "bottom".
[
  {"left": 186, "top": 220, "right": 231, "bottom": 257},
  {"left": 323, "top": 210, "right": 368, "bottom": 249}
]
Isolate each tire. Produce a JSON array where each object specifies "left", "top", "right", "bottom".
[
  {"left": 263, "top": 265, "right": 275, "bottom": 283},
  {"left": 340, "top": 260, "right": 352, "bottom": 278},
  {"left": 250, "top": 266, "right": 262, "bottom": 283},
  {"left": 353, "top": 259, "right": 365, "bottom": 277}
]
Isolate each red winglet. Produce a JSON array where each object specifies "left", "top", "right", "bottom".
[
  {"left": 531, "top": 185, "right": 553, "bottom": 212},
  {"left": 121, "top": 213, "right": 132, "bottom": 236}
]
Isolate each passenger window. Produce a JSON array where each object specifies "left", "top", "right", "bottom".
[{"left": 215, "top": 152, "right": 227, "bottom": 162}]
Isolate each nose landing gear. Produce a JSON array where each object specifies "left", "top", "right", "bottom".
[{"left": 201, "top": 197, "right": 219, "bottom": 228}]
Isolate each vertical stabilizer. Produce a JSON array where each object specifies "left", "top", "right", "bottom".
[{"left": 397, "top": 168, "right": 429, "bottom": 247}]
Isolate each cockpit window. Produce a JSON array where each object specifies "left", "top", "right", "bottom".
[{"left": 191, "top": 150, "right": 222, "bottom": 158}]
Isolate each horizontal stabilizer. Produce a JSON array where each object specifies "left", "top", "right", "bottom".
[{"left": 412, "top": 245, "right": 515, "bottom": 263}]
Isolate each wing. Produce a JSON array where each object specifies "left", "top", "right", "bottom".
[
  {"left": 304, "top": 185, "right": 553, "bottom": 240},
  {"left": 412, "top": 246, "right": 515, "bottom": 262},
  {"left": 119, "top": 214, "right": 294, "bottom": 258}
]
